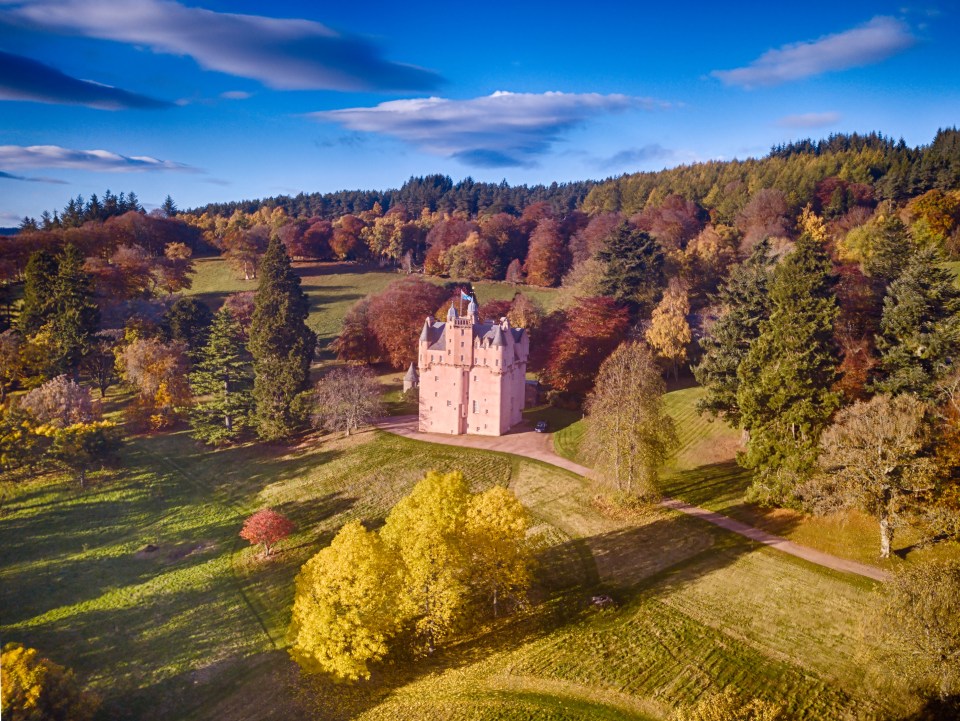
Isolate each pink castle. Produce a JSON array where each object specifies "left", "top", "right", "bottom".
[{"left": 417, "top": 297, "right": 530, "bottom": 435}]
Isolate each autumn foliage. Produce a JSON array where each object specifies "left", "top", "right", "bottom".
[{"left": 240, "top": 508, "right": 296, "bottom": 556}]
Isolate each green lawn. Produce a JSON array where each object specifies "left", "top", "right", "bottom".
[
  {"left": 185, "top": 258, "right": 560, "bottom": 358},
  {"left": 0, "top": 409, "right": 928, "bottom": 720},
  {"left": 2, "top": 262, "right": 950, "bottom": 720}
]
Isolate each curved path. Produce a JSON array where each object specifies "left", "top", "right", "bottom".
[{"left": 374, "top": 415, "right": 889, "bottom": 583}]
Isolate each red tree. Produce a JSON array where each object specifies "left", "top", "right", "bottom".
[
  {"left": 540, "top": 297, "right": 630, "bottom": 397},
  {"left": 524, "top": 218, "right": 568, "bottom": 287},
  {"left": 240, "top": 509, "right": 295, "bottom": 556},
  {"left": 367, "top": 277, "right": 448, "bottom": 368}
]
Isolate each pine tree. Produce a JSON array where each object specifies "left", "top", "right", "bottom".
[
  {"left": 249, "top": 237, "right": 316, "bottom": 440},
  {"left": 50, "top": 244, "right": 98, "bottom": 376},
  {"left": 737, "top": 234, "right": 841, "bottom": 504},
  {"left": 161, "top": 195, "right": 178, "bottom": 217},
  {"left": 18, "top": 249, "right": 58, "bottom": 335},
  {"left": 597, "top": 222, "right": 664, "bottom": 312},
  {"left": 693, "top": 240, "right": 773, "bottom": 426},
  {"left": 189, "top": 307, "right": 254, "bottom": 445},
  {"left": 872, "top": 247, "right": 960, "bottom": 399}
]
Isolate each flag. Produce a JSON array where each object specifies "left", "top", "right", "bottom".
[{"left": 460, "top": 290, "right": 472, "bottom": 302}]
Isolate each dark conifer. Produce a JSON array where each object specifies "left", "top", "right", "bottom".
[
  {"left": 873, "top": 247, "right": 960, "bottom": 398},
  {"left": 18, "top": 249, "right": 58, "bottom": 335},
  {"left": 737, "top": 234, "right": 841, "bottom": 504},
  {"left": 249, "top": 237, "right": 316, "bottom": 440},
  {"left": 189, "top": 306, "right": 254, "bottom": 445},
  {"left": 597, "top": 222, "right": 664, "bottom": 312},
  {"left": 50, "top": 244, "right": 99, "bottom": 375}
]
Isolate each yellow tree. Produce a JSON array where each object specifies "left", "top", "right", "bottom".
[
  {"left": 466, "top": 485, "right": 533, "bottom": 618},
  {"left": 584, "top": 341, "right": 677, "bottom": 500},
  {"left": 289, "top": 521, "right": 400, "bottom": 681},
  {"left": 1, "top": 642, "right": 99, "bottom": 721},
  {"left": 645, "top": 280, "right": 691, "bottom": 379},
  {"left": 380, "top": 470, "right": 471, "bottom": 654}
]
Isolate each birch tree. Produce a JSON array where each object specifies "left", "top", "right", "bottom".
[{"left": 584, "top": 341, "right": 677, "bottom": 500}]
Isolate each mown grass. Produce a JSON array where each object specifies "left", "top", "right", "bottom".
[{"left": 185, "top": 258, "right": 559, "bottom": 357}]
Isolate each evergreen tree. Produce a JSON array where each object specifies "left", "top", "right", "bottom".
[
  {"left": 249, "top": 237, "right": 316, "bottom": 440},
  {"left": 597, "top": 222, "right": 664, "bottom": 312},
  {"left": 161, "top": 195, "right": 178, "bottom": 217},
  {"left": 18, "top": 249, "right": 58, "bottom": 336},
  {"left": 50, "top": 244, "right": 98, "bottom": 376},
  {"left": 694, "top": 240, "right": 773, "bottom": 426},
  {"left": 737, "top": 234, "right": 841, "bottom": 504},
  {"left": 873, "top": 247, "right": 960, "bottom": 398},
  {"left": 164, "top": 296, "right": 214, "bottom": 355},
  {"left": 189, "top": 307, "right": 254, "bottom": 445}
]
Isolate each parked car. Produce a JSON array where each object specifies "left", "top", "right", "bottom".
[{"left": 534, "top": 420, "right": 548, "bottom": 433}]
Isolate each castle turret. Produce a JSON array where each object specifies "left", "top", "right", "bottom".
[{"left": 403, "top": 362, "right": 418, "bottom": 392}]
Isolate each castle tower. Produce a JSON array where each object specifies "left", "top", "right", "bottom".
[{"left": 417, "top": 300, "right": 530, "bottom": 436}]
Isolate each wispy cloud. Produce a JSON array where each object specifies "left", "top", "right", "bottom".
[
  {"left": 0, "top": 145, "right": 199, "bottom": 173},
  {"left": 0, "top": 50, "right": 173, "bottom": 109},
  {"left": 712, "top": 16, "right": 915, "bottom": 88},
  {"left": 597, "top": 144, "right": 674, "bottom": 170},
  {"left": 777, "top": 111, "right": 842, "bottom": 128},
  {"left": 0, "top": 169, "right": 68, "bottom": 184},
  {"left": 220, "top": 90, "right": 252, "bottom": 100},
  {"left": 0, "top": 0, "right": 441, "bottom": 92},
  {"left": 309, "top": 91, "right": 668, "bottom": 167}
]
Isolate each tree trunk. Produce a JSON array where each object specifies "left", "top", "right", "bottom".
[
  {"left": 78, "top": 468, "right": 86, "bottom": 490},
  {"left": 879, "top": 514, "right": 893, "bottom": 559}
]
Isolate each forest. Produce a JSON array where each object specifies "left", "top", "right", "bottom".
[{"left": 2, "top": 127, "right": 960, "bottom": 719}]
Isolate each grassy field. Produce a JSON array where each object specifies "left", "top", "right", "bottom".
[
  {"left": 0, "top": 405, "right": 929, "bottom": 721},
  {"left": 0, "top": 262, "right": 949, "bottom": 720},
  {"left": 185, "top": 257, "right": 559, "bottom": 356},
  {"left": 550, "top": 383, "right": 960, "bottom": 570}
]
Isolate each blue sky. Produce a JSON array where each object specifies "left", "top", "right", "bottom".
[{"left": 0, "top": 0, "right": 957, "bottom": 223}]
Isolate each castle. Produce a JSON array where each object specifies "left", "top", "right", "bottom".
[{"left": 415, "top": 298, "right": 529, "bottom": 436}]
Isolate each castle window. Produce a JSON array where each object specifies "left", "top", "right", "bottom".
[
  {"left": 495, "top": 359, "right": 499, "bottom": 366},
  {"left": 472, "top": 400, "right": 477, "bottom": 413},
  {"left": 434, "top": 392, "right": 438, "bottom": 397},
  {"left": 447, "top": 400, "right": 451, "bottom": 407},
  {"left": 485, "top": 409, "right": 488, "bottom": 415},
  {"left": 460, "top": 355, "right": 464, "bottom": 362},
  {"left": 435, "top": 376, "right": 438, "bottom": 382},
  {"left": 461, "top": 341, "right": 464, "bottom": 347},
  {"left": 473, "top": 375, "right": 477, "bottom": 382}
]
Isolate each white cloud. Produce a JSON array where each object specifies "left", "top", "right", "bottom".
[
  {"left": 309, "top": 91, "right": 669, "bottom": 167},
  {"left": 0, "top": 0, "right": 441, "bottom": 92},
  {"left": 777, "top": 111, "right": 842, "bottom": 128},
  {"left": 0, "top": 145, "right": 199, "bottom": 172},
  {"left": 712, "top": 16, "right": 915, "bottom": 88},
  {"left": 220, "top": 90, "right": 252, "bottom": 100}
]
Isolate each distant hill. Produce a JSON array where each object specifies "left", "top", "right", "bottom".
[{"left": 0, "top": 227, "right": 19, "bottom": 236}]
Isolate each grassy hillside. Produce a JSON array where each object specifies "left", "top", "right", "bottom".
[
  {"left": 0, "top": 396, "right": 927, "bottom": 721},
  {"left": 552, "top": 384, "right": 960, "bottom": 570},
  {"left": 184, "top": 257, "right": 559, "bottom": 355}
]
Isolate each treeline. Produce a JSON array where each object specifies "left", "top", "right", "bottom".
[
  {"left": 186, "top": 174, "right": 599, "bottom": 220},
  {"left": 584, "top": 129, "right": 960, "bottom": 219}
]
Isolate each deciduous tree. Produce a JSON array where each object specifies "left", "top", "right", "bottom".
[
  {"left": 19, "top": 375, "right": 99, "bottom": 428},
  {"left": 465, "top": 485, "right": 532, "bottom": 617},
  {"left": 366, "top": 277, "right": 447, "bottom": 369},
  {"left": 645, "top": 280, "right": 691, "bottom": 379},
  {"left": 1, "top": 642, "right": 99, "bottom": 721},
  {"left": 118, "top": 338, "right": 191, "bottom": 430},
  {"left": 289, "top": 521, "right": 400, "bottom": 681},
  {"left": 239, "top": 508, "right": 295, "bottom": 556},
  {"left": 311, "top": 366, "right": 384, "bottom": 436},
  {"left": 584, "top": 341, "right": 677, "bottom": 499},
  {"left": 524, "top": 218, "right": 568, "bottom": 287},
  {"left": 806, "top": 394, "right": 935, "bottom": 558}
]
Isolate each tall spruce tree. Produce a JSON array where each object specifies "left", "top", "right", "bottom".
[
  {"left": 249, "top": 237, "right": 316, "bottom": 440},
  {"left": 737, "top": 233, "right": 841, "bottom": 504},
  {"left": 597, "top": 222, "right": 665, "bottom": 312},
  {"left": 50, "top": 244, "right": 98, "bottom": 376},
  {"left": 18, "top": 249, "right": 58, "bottom": 335},
  {"left": 872, "top": 247, "right": 960, "bottom": 399},
  {"left": 693, "top": 239, "right": 773, "bottom": 426},
  {"left": 189, "top": 307, "right": 254, "bottom": 445}
]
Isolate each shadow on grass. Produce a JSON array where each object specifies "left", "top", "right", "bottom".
[{"left": 522, "top": 405, "right": 582, "bottom": 433}]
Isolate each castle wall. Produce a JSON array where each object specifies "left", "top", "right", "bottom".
[{"left": 418, "top": 313, "right": 529, "bottom": 437}]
